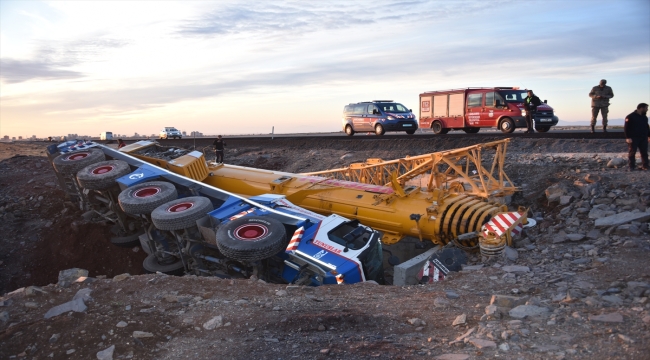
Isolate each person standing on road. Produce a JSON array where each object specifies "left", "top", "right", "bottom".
[
  {"left": 118, "top": 139, "right": 127, "bottom": 149},
  {"left": 624, "top": 103, "right": 649, "bottom": 171},
  {"left": 213, "top": 135, "right": 226, "bottom": 163},
  {"left": 589, "top": 79, "right": 614, "bottom": 133},
  {"left": 524, "top": 90, "right": 541, "bottom": 133}
]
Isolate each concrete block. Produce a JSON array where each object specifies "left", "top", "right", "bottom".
[{"left": 393, "top": 246, "right": 440, "bottom": 286}]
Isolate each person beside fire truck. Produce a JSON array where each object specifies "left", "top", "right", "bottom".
[
  {"left": 523, "top": 90, "right": 541, "bottom": 133},
  {"left": 589, "top": 79, "right": 614, "bottom": 133},
  {"left": 624, "top": 103, "right": 649, "bottom": 171}
]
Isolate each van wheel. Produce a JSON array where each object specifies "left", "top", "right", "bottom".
[
  {"left": 499, "top": 118, "right": 516, "bottom": 133},
  {"left": 463, "top": 127, "right": 480, "bottom": 134},
  {"left": 375, "top": 124, "right": 385, "bottom": 136},
  {"left": 405, "top": 129, "right": 416, "bottom": 135},
  {"left": 345, "top": 125, "right": 355, "bottom": 136},
  {"left": 431, "top": 121, "right": 449, "bottom": 135},
  {"left": 535, "top": 126, "right": 550, "bottom": 133}
]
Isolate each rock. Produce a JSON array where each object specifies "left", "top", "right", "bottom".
[
  {"left": 606, "top": 157, "right": 626, "bottom": 168},
  {"left": 112, "top": 273, "right": 131, "bottom": 282},
  {"left": 545, "top": 184, "right": 567, "bottom": 203},
  {"left": 66, "top": 349, "right": 76, "bottom": 355},
  {"left": 461, "top": 265, "right": 484, "bottom": 271},
  {"left": 589, "top": 312, "right": 623, "bottom": 323},
  {"left": 203, "top": 316, "right": 223, "bottom": 330},
  {"left": 96, "top": 345, "right": 115, "bottom": 360},
  {"left": 434, "top": 297, "right": 450, "bottom": 307},
  {"left": 484, "top": 305, "right": 501, "bottom": 319},
  {"left": 571, "top": 258, "right": 590, "bottom": 265},
  {"left": 559, "top": 195, "right": 573, "bottom": 205},
  {"left": 275, "top": 290, "right": 288, "bottom": 297},
  {"left": 73, "top": 288, "right": 93, "bottom": 302},
  {"left": 318, "top": 324, "right": 326, "bottom": 331},
  {"left": 469, "top": 338, "right": 497, "bottom": 349},
  {"left": 116, "top": 321, "right": 128, "bottom": 328},
  {"left": 44, "top": 298, "right": 87, "bottom": 319},
  {"left": 615, "top": 224, "right": 640, "bottom": 236},
  {"left": 49, "top": 334, "right": 60, "bottom": 343},
  {"left": 340, "top": 153, "right": 353, "bottom": 160},
  {"left": 434, "top": 355, "right": 470, "bottom": 360},
  {"left": 163, "top": 295, "right": 178, "bottom": 303},
  {"left": 24, "top": 302, "right": 38, "bottom": 309},
  {"left": 491, "top": 295, "right": 525, "bottom": 308},
  {"left": 499, "top": 343, "right": 510, "bottom": 351},
  {"left": 445, "top": 290, "right": 460, "bottom": 299},
  {"left": 132, "top": 331, "right": 154, "bottom": 338},
  {"left": 508, "top": 305, "right": 549, "bottom": 319},
  {"left": 586, "top": 229, "right": 601, "bottom": 239},
  {"left": 57, "top": 268, "right": 89, "bottom": 288},
  {"left": 566, "top": 233, "right": 585, "bottom": 242},
  {"left": 319, "top": 348, "right": 330, "bottom": 354},
  {"left": 0, "top": 311, "right": 9, "bottom": 323},
  {"left": 408, "top": 318, "right": 426, "bottom": 326},
  {"left": 616, "top": 198, "right": 639, "bottom": 206},
  {"left": 452, "top": 314, "right": 467, "bottom": 326},
  {"left": 588, "top": 205, "right": 616, "bottom": 219},
  {"left": 595, "top": 211, "right": 650, "bottom": 228},
  {"left": 504, "top": 246, "right": 518, "bottom": 261},
  {"left": 601, "top": 295, "right": 623, "bottom": 305},
  {"left": 501, "top": 265, "right": 530, "bottom": 273},
  {"left": 618, "top": 334, "right": 634, "bottom": 343}
]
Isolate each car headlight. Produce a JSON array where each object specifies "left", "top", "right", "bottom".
[
  {"left": 522, "top": 110, "right": 526, "bottom": 116},
  {"left": 387, "top": 116, "right": 395, "bottom": 120}
]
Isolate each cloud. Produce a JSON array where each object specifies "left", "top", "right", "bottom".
[{"left": 0, "top": 58, "right": 83, "bottom": 83}]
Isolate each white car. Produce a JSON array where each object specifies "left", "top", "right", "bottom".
[{"left": 160, "top": 127, "right": 182, "bottom": 139}]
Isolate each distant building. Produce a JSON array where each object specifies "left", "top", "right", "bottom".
[
  {"left": 18, "top": 136, "right": 23, "bottom": 140},
  {"left": 190, "top": 131, "right": 203, "bottom": 137},
  {"left": 182, "top": 131, "right": 187, "bottom": 136},
  {"left": 2, "top": 135, "right": 8, "bottom": 140},
  {"left": 12, "top": 137, "right": 16, "bottom": 140},
  {"left": 31, "top": 135, "right": 36, "bottom": 140},
  {"left": 134, "top": 132, "right": 139, "bottom": 138}
]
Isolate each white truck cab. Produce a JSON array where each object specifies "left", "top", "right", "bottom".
[{"left": 160, "top": 127, "right": 182, "bottom": 139}]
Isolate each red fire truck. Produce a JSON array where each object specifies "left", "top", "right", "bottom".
[{"left": 418, "top": 87, "right": 557, "bottom": 134}]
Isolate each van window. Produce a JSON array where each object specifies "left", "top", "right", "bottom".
[
  {"left": 353, "top": 104, "right": 366, "bottom": 114},
  {"left": 344, "top": 105, "right": 353, "bottom": 114},
  {"left": 467, "top": 94, "right": 483, "bottom": 107},
  {"left": 367, "top": 105, "right": 379, "bottom": 115},
  {"left": 485, "top": 92, "right": 494, "bottom": 107},
  {"left": 378, "top": 103, "right": 409, "bottom": 113}
]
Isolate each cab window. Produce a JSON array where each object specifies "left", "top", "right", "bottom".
[
  {"left": 485, "top": 92, "right": 494, "bottom": 107},
  {"left": 367, "top": 105, "right": 379, "bottom": 115},
  {"left": 467, "top": 94, "right": 483, "bottom": 107}
]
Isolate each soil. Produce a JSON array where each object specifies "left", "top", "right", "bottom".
[{"left": 0, "top": 138, "right": 648, "bottom": 360}]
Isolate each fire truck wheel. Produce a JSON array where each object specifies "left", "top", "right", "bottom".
[
  {"left": 151, "top": 196, "right": 214, "bottom": 231},
  {"left": 118, "top": 181, "right": 178, "bottom": 215},
  {"left": 216, "top": 216, "right": 287, "bottom": 263},
  {"left": 535, "top": 125, "right": 550, "bottom": 133},
  {"left": 345, "top": 125, "right": 355, "bottom": 136},
  {"left": 405, "top": 129, "right": 416, "bottom": 135},
  {"left": 76, "top": 160, "right": 131, "bottom": 190},
  {"left": 142, "top": 254, "right": 185, "bottom": 275},
  {"left": 110, "top": 230, "right": 145, "bottom": 248},
  {"left": 499, "top": 118, "right": 516, "bottom": 133},
  {"left": 463, "top": 127, "right": 480, "bottom": 134},
  {"left": 431, "top": 121, "right": 449, "bottom": 135},
  {"left": 53, "top": 149, "right": 106, "bottom": 176},
  {"left": 374, "top": 124, "right": 385, "bottom": 136}
]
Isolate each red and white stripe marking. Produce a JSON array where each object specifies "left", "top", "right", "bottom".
[
  {"left": 285, "top": 227, "right": 304, "bottom": 252},
  {"left": 335, "top": 274, "right": 344, "bottom": 284},
  {"left": 229, "top": 209, "right": 255, "bottom": 221},
  {"left": 482, "top": 212, "right": 524, "bottom": 238}
]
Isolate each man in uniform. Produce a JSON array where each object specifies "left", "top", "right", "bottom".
[
  {"left": 524, "top": 90, "right": 541, "bottom": 133},
  {"left": 589, "top": 79, "right": 614, "bottom": 133},
  {"left": 212, "top": 135, "right": 226, "bottom": 163},
  {"left": 624, "top": 103, "right": 649, "bottom": 171}
]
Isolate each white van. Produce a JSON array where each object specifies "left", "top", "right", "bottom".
[
  {"left": 160, "top": 127, "right": 182, "bottom": 139},
  {"left": 100, "top": 132, "right": 113, "bottom": 140}
]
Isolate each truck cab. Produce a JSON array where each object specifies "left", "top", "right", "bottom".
[
  {"left": 160, "top": 127, "right": 182, "bottom": 139},
  {"left": 419, "top": 87, "right": 558, "bottom": 134}
]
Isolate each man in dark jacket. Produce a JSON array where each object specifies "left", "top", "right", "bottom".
[
  {"left": 624, "top": 103, "right": 649, "bottom": 171},
  {"left": 524, "top": 90, "right": 541, "bottom": 133},
  {"left": 213, "top": 135, "right": 226, "bottom": 163},
  {"left": 589, "top": 79, "right": 614, "bottom": 133}
]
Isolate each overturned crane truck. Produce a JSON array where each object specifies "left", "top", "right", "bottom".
[{"left": 47, "top": 141, "right": 385, "bottom": 285}]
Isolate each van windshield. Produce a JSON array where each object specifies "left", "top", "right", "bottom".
[
  {"left": 498, "top": 91, "right": 528, "bottom": 103},
  {"left": 377, "top": 103, "right": 410, "bottom": 113}
]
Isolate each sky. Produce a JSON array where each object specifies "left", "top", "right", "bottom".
[{"left": 1, "top": 0, "right": 649, "bottom": 138}]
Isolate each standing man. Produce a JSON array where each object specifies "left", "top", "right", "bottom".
[
  {"left": 624, "top": 103, "right": 649, "bottom": 171},
  {"left": 118, "top": 139, "right": 127, "bottom": 149},
  {"left": 589, "top": 79, "right": 614, "bottom": 133},
  {"left": 524, "top": 90, "right": 541, "bottom": 133},
  {"left": 213, "top": 135, "right": 226, "bottom": 163}
]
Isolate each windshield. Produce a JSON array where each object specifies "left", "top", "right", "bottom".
[
  {"left": 359, "top": 236, "right": 384, "bottom": 283},
  {"left": 498, "top": 91, "right": 528, "bottom": 103},
  {"left": 377, "top": 103, "right": 410, "bottom": 113}
]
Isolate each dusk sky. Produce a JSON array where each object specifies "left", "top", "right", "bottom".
[{"left": 1, "top": 0, "right": 649, "bottom": 138}]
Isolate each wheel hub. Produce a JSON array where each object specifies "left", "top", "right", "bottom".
[
  {"left": 167, "top": 202, "right": 195, "bottom": 213},
  {"left": 92, "top": 165, "right": 115, "bottom": 175},
  {"left": 233, "top": 224, "right": 268, "bottom": 241},
  {"left": 66, "top": 152, "right": 89, "bottom": 161},
  {"left": 133, "top": 187, "right": 161, "bottom": 198}
]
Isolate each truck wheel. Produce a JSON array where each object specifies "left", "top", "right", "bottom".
[
  {"left": 216, "top": 216, "right": 287, "bottom": 263},
  {"left": 375, "top": 124, "right": 385, "bottom": 136},
  {"left": 499, "top": 118, "right": 515, "bottom": 133},
  {"left": 53, "top": 149, "right": 106, "bottom": 176},
  {"left": 535, "top": 126, "right": 550, "bottom": 133},
  {"left": 143, "top": 254, "right": 184, "bottom": 275},
  {"left": 405, "top": 129, "right": 416, "bottom": 135},
  {"left": 110, "top": 230, "right": 145, "bottom": 248},
  {"left": 118, "top": 181, "right": 178, "bottom": 215},
  {"left": 76, "top": 160, "right": 131, "bottom": 190},
  {"left": 463, "top": 127, "right": 480, "bottom": 134},
  {"left": 431, "top": 121, "right": 449, "bottom": 135},
  {"left": 345, "top": 125, "right": 355, "bottom": 136},
  {"left": 151, "top": 196, "right": 213, "bottom": 231}
]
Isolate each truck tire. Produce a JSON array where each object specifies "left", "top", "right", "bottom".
[
  {"left": 499, "top": 118, "right": 516, "bottom": 133},
  {"left": 216, "top": 216, "right": 287, "bottom": 263},
  {"left": 345, "top": 125, "right": 355, "bottom": 136},
  {"left": 142, "top": 254, "right": 184, "bottom": 275},
  {"left": 375, "top": 124, "right": 385, "bottom": 136},
  {"left": 151, "top": 196, "right": 213, "bottom": 231},
  {"left": 405, "top": 129, "right": 416, "bottom": 135},
  {"left": 431, "top": 121, "right": 449, "bottom": 135},
  {"left": 53, "top": 149, "right": 106, "bottom": 176},
  {"left": 463, "top": 127, "right": 480, "bottom": 134},
  {"left": 76, "top": 160, "right": 131, "bottom": 190},
  {"left": 535, "top": 126, "right": 550, "bottom": 133},
  {"left": 110, "top": 230, "right": 145, "bottom": 248},
  {"left": 118, "top": 181, "right": 178, "bottom": 215}
]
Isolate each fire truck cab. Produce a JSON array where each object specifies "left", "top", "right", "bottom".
[{"left": 419, "top": 87, "right": 557, "bottom": 134}]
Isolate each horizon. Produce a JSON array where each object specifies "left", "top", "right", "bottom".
[{"left": 1, "top": 0, "right": 649, "bottom": 138}]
